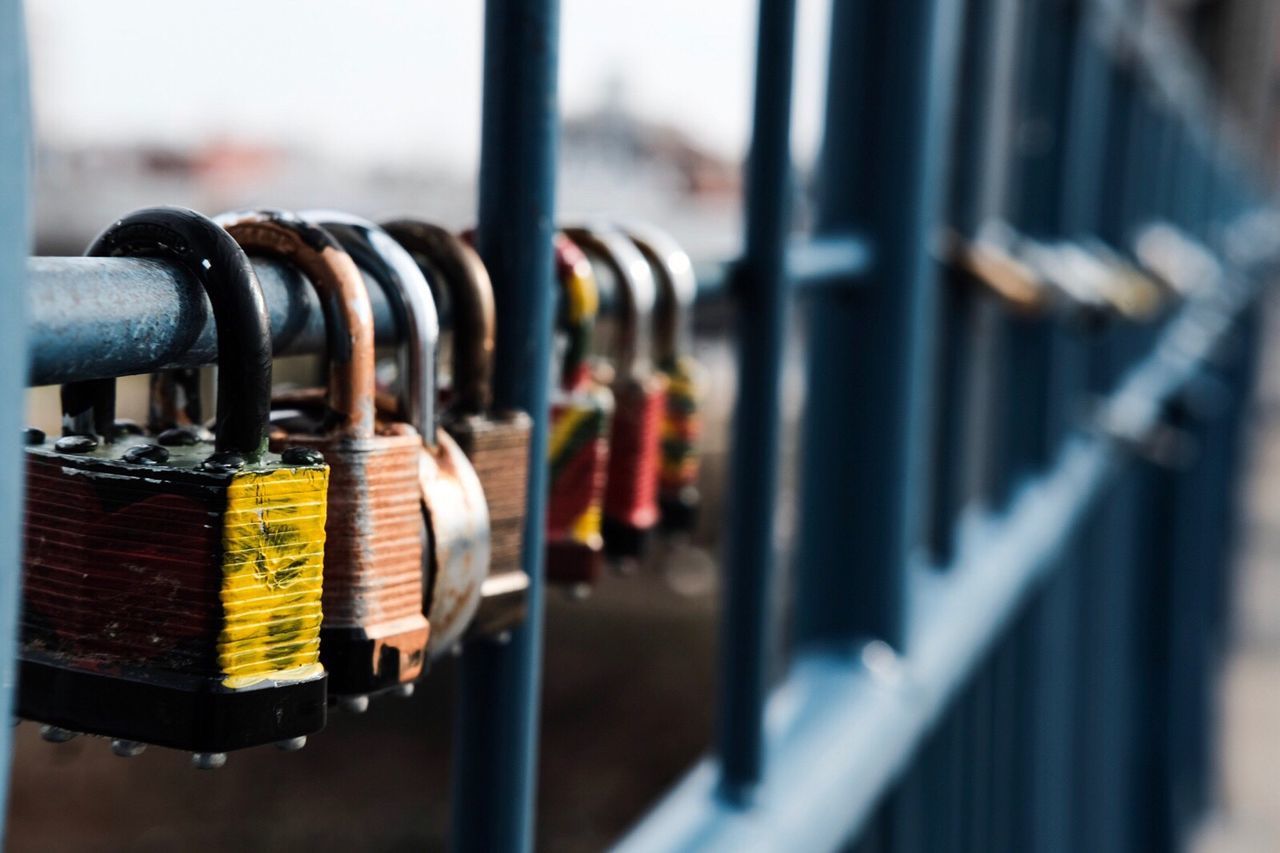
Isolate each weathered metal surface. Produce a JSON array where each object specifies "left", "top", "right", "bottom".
[
  {"left": 19, "top": 207, "right": 330, "bottom": 755},
  {"left": 419, "top": 429, "right": 492, "bottom": 656},
  {"left": 227, "top": 209, "right": 431, "bottom": 699},
  {"left": 380, "top": 219, "right": 532, "bottom": 639},
  {"left": 27, "top": 255, "right": 401, "bottom": 387},
  {"left": 317, "top": 216, "right": 493, "bottom": 660}
]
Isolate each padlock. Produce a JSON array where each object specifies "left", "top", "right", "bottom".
[
  {"left": 562, "top": 225, "right": 668, "bottom": 562},
  {"left": 218, "top": 209, "right": 431, "bottom": 708},
  {"left": 309, "top": 212, "right": 491, "bottom": 660},
  {"left": 382, "top": 219, "right": 531, "bottom": 639},
  {"left": 942, "top": 225, "right": 1052, "bottom": 315},
  {"left": 21, "top": 206, "right": 329, "bottom": 763},
  {"left": 545, "top": 234, "right": 615, "bottom": 584},
  {"left": 623, "top": 225, "right": 707, "bottom": 534}
]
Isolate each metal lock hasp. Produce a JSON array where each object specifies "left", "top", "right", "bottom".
[
  {"left": 545, "top": 234, "right": 615, "bottom": 585},
  {"left": 222, "top": 210, "right": 430, "bottom": 706},
  {"left": 313, "top": 213, "right": 491, "bottom": 660},
  {"left": 383, "top": 220, "right": 532, "bottom": 639},
  {"left": 563, "top": 225, "right": 668, "bottom": 562},
  {"left": 624, "top": 224, "right": 707, "bottom": 535},
  {"left": 21, "top": 207, "right": 330, "bottom": 759}
]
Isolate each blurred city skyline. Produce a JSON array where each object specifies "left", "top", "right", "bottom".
[{"left": 26, "top": 0, "right": 835, "bottom": 173}]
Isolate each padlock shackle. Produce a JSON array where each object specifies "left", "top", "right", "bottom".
[
  {"left": 623, "top": 224, "right": 697, "bottom": 369},
  {"left": 308, "top": 212, "right": 441, "bottom": 441},
  {"left": 381, "top": 220, "right": 493, "bottom": 418},
  {"left": 552, "top": 233, "right": 600, "bottom": 391},
  {"left": 562, "top": 225, "right": 657, "bottom": 380},
  {"left": 217, "top": 210, "right": 377, "bottom": 441},
  {"left": 61, "top": 206, "right": 273, "bottom": 457}
]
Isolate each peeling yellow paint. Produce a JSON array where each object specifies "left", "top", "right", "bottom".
[{"left": 219, "top": 466, "right": 329, "bottom": 689}]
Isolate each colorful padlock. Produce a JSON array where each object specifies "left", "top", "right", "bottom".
[
  {"left": 382, "top": 219, "right": 532, "bottom": 639},
  {"left": 624, "top": 225, "right": 706, "bottom": 534},
  {"left": 218, "top": 209, "right": 430, "bottom": 710},
  {"left": 545, "top": 234, "right": 615, "bottom": 584},
  {"left": 21, "top": 207, "right": 330, "bottom": 764},
  {"left": 310, "top": 213, "right": 491, "bottom": 660},
  {"left": 562, "top": 225, "right": 668, "bottom": 561}
]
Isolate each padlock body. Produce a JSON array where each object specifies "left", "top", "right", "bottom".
[
  {"left": 21, "top": 441, "right": 329, "bottom": 752},
  {"left": 273, "top": 427, "right": 431, "bottom": 697},
  {"left": 602, "top": 373, "right": 668, "bottom": 558},
  {"left": 448, "top": 410, "right": 533, "bottom": 639},
  {"left": 419, "top": 429, "right": 491, "bottom": 657},
  {"left": 546, "top": 382, "right": 613, "bottom": 584},
  {"left": 657, "top": 355, "right": 706, "bottom": 532}
]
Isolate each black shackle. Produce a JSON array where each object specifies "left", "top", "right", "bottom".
[{"left": 61, "top": 206, "right": 273, "bottom": 459}]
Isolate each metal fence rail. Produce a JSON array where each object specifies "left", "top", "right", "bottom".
[{"left": 0, "top": 0, "right": 1275, "bottom": 851}]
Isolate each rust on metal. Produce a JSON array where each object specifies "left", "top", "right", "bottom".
[
  {"left": 226, "top": 209, "right": 430, "bottom": 695},
  {"left": 419, "top": 429, "right": 491, "bottom": 656},
  {"left": 382, "top": 219, "right": 530, "bottom": 638}
]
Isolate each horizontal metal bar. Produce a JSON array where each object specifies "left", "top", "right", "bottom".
[
  {"left": 28, "top": 234, "right": 872, "bottom": 387},
  {"left": 784, "top": 234, "right": 875, "bottom": 288},
  {"left": 614, "top": 250, "right": 1259, "bottom": 852},
  {"left": 27, "top": 256, "right": 401, "bottom": 387},
  {"left": 694, "top": 233, "right": 873, "bottom": 301}
]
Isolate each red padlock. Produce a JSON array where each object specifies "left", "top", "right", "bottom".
[
  {"left": 625, "top": 225, "right": 706, "bottom": 534},
  {"left": 563, "top": 225, "right": 668, "bottom": 562}
]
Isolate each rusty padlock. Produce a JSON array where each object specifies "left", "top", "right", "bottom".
[
  {"left": 382, "top": 219, "right": 531, "bottom": 639},
  {"left": 545, "top": 234, "right": 615, "bottom": 585},
  {"left": 624, "top": 225, "right": 706, "bottom": 534},
  {"left": 218, "top": 210, "right": 430, "bottom": 711},
  {"left": 311, "top": 213, "right": 491, "bottom": 660},
  {"left": 22, "top": 207, "right": 329, "bottom": 765},
  {"left": 562, "top": 225, "right": 668, "bottom": 562}
]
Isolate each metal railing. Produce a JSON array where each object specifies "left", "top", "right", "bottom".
[{"left": 1, "top": 0, "right": 1276, "bottom": 851}]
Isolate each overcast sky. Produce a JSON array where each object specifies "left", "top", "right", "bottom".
[{"left": 26, "top": 0, "right": 832, "bottom": 171}]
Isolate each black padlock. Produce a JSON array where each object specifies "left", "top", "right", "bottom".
[{"left": 21, "top": 207, "right": 330, "bottom": 765}]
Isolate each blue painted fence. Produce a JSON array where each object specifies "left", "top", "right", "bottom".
[{"left": 1, "top": 0, "right": 1276, "bottom": 851}]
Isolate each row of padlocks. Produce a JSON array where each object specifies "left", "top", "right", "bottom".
[{"left": 19, "top": 206, "right": 704, "bottom": 768}]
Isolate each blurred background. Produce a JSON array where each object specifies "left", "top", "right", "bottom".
[{"left": 10, "top": 0, "right": 1280, "bottom": 850}]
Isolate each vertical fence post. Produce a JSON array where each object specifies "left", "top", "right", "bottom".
[
  {"left": 715, "top": 0, "right": 797, "bottom": 799},
  {"left": 0, "top": 0, "right": 30, "bottom": 836},
  {"left": 451, "top": 2, "right": 559, "bottom": 850},
  {"left": 794, "top": 0, "right": 963, "bottom": 650}
]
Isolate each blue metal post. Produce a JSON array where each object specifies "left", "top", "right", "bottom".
[
  {"left": 452, "top": 2, "right": 559, "bottom": 849},
  {"left": 0, "top": 0, "right": 29, "bottom": 835},
  {"left": 794, "top": 0, "right": 964, "bottom": 649},
  {"left": 1021, "top": 5, "right": 1117, "bottom": 852},
  {"left": 927, "top": 0, "right": 1019, "bottom": 562},
  {"left": 715, "top": 0, "right": 797, "bottom": 798}
]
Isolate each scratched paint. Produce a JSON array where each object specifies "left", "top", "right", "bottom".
[{"left": 219, "top": 465, "right": 329, "bottom": 688}]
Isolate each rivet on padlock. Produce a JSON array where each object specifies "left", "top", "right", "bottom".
[
  {"left": 382, "top": 219, "right": 532, "bottom": 640},
  {"left": 220, "top": 209, "right": 431, "bottom": 706},
  {"left": 562, "top": 225, "right": 668, "bottom": 563},
  {"left": 624, "top": 225, "right": 707, "bottom": 535},
  {"left": 310, "top": 212, "right": 491, "bottom": 660},
  {"left": 545, "top": 234, "right": 615, "bottom": 585},
  {"left": 21, "top": 206, "right": 330, "bottom": 756}
]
